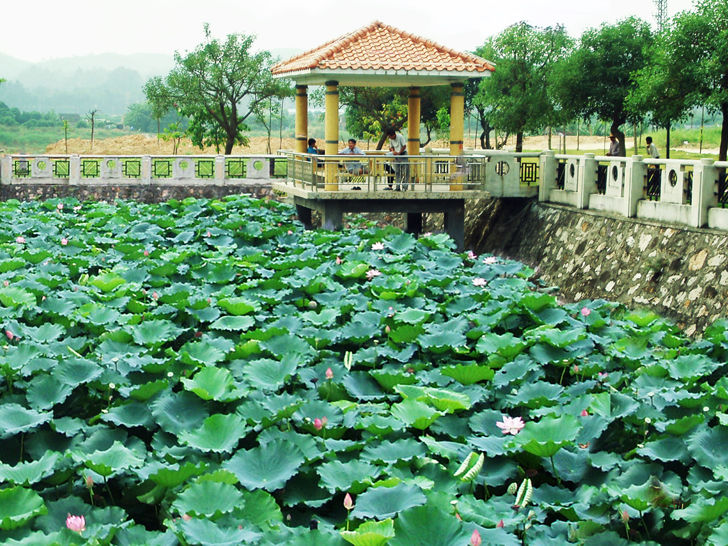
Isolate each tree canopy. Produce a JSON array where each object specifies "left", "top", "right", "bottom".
[
  {"left": 144, "top": 25, "right": 291, "bottom": 154},
  {"left": 475, "top": 22, "right": 572, "bottom": 153},
  {"left": 550, "top": 17, "right": 652, "bottom": 156}
]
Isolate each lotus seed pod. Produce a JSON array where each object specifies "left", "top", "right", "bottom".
[{"left": 507, "top": 482, "right": 518, "bottom": 496}]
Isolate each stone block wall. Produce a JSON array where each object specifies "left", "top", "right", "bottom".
[{"left": 467, "top": 198, "right": 728, "bottom": 336}]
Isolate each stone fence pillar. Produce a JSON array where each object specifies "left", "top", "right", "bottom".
[
  {"left": 624, "top": 155, "right": 646, "bottom": 218},
  {"left": 578, "top": 153, "right": 597, "bottom": 209},
  {"left": 215, "top": 155, "right": 225, "bottom": 183},
  {"left": 539, "top": 150, "right": 556, "bottom": 202},
  {"left": 0, "top": 156, "right": 11, "bottom": 184},
  {"left": 142, "top": 156, "right": 152, "bottom": 184},
  {"left": 69, "top": 155, "right": 81, "bottom": 184},
  {"left": 692, "top": 158, "right": 716, "bottom": 228}
]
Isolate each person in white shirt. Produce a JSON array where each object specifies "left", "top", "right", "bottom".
[
  {"left": 645, "top": 136, "right": 660, "bottom": 158},
  {"left": 386, "top": 129, "right": 409, "bottom": 191},
  {"left": 339, "top": 139, "right": 366, "bottom": 175}
]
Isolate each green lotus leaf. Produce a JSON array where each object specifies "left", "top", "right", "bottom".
[
  {"left": 417, "top": 323, "right": 467, "bottom": 352},
  {"left": 124, "top": 379, "right": 168, "bottom": 401},
  {"left": 0, "top": 286, "right": 36, "bottom": 308},
  {"left": 25, "top": 374, "right": 74, "bottom": 410},
  {"left": 388, "top": 504, "right": 472, "bottom": 546},
  {"left": 54, "top": 357, "right": 102, "bottom": 386},
  {"left": 687, "top": 427, "right": 728, "bottom": 468},
  {"left": 0, "top": 487, "right": 47, "bottom": 530},
  {"left": 178, "top": 413, "right": 247, "bottom": 453},
  {"left": 182, "top": 367, "right": 244, "bottom": 402},
  {"left": 515, "top": 414, "right": 580, "bottom": 458},
  {"left": 395, "top": 308, "right": 429, "bottom": 324},
  {"left": 0, "top": 452, "right": 62, "bottom": 486},
  {"left": 22, "top": 323, "right": 65, "bottom": 343},
  {"left": 440, "top": 363, "right": 494, "bottom": 385},
  {"left": 341, "top": 519, "right": 395, "bottom": 546},
  {"left": 89, "top": 272, "right": 127, "bottom": 292},
  {"left": 350, "top": 483, "right": 426, "bottom": 519},
  {"left": 180, "top": 340, "right": 227, "bottom": 366},
  {"left": 148, "top": 461, "right": 207, "bottom": 488},
  {"left": 101, "top": 402, "right": 154, "bottom": 428},
  {"left": 361, "top": 438, "right": 426, "bottom": 464},
  {"left": 84, "top": 440, "right": 145, "bottom": 477},
  {"left": 178, "top": 517, "right": 262, "bottom": 545},
  {"left": 390, "top": 399, "right": 442, "bottom": 430},
  {"left": 243, "top": 356, "right": 298, "bottom": 392},
  {"left": 476, "top": 332, "right": 526, "bottom": 359},
  {"left": 114, "top": 525, "right": 178, "bottom": 546},
  {"left": 173, "top": 480, "right": 243, "bottom": 517},
  {"left": 636, "top": 437, "right": 688, "bottom": 462},
  {"left": 223, "top": 439, "right": 304, "bottom": 491},
  {"left": 151, "top": 391, "right": 208, "bottom": 434},
  {"left": 667, "top": 354, "right": 720, "bottom": 381},
  {"left": 209, "top": 315, "right": 256, "bottom": 332},
  {"left": 673, "top": 496, "right": 728, "bottom": 523},
  {"left": 317, "top": 460, "right": 382, "bottom": 493},
  {"left": 507, "top": 381, "right": 563, "bottom": 408},
  {"left": 0, "top": 404, "right": 52, "bottom": 439},
  {"left": 370, "top": 369, "right": 418, "bottom": 391},
  {"left": 526, "top": 325, "right": 585, "bottom": 348},
  {"left": 128, "top": 319, "right": 183, "bottom": 346},
  {"left": 217, "top": 296, "right": 257, "bottom": 315},
  {"left": 0, "top": 258, "right": 26, "bottom": 273},
  {"left": 235, "top": 489, "right": 283, "bottom": 529},
  {"left": 395, "top": 385, "right": 472, "bottom": 412},
  {"left": 260, "top": 334, "right": 314, "bottom": 360},
  {"left": 337, "top": 262, "right": 370, "bottom": 279}
]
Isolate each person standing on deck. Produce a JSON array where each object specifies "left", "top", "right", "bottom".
[{"left": 386, "top": 129, "right": 409, "bottom": 191}]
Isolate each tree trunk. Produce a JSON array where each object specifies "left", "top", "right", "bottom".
[
  {"left": 225, "top": 133, "right": 235, "bottom": 155},
  {"left": 720, "top": 102, "right": 728, "bottom": 162},
  {"left": 516, "top": 132, "right": 524, "bottom": 153},
  {"left": 376, "top": 134, "right": 387, "bottom": 150},
  {"left": 548, "top": 127, "right": 552, "bottom": 150},
  {"left": 666, "top": 122, "right": 671, "bottom": 160}
]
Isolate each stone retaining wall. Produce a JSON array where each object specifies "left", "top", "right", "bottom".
[
  {"left": 467, "top": 198, "right": 728, "bottom": 335},
  {"left": 0, "top": 182, "right": 274, "bottom": 203}
]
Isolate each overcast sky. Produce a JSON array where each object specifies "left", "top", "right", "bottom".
[{"left": 1, "top": 0, "right": 697, "bottom": 63}]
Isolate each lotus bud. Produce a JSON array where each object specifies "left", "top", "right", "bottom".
[
  {"left": 470, "top": 529, "right": 482, "bottom": 546},
  {"left": 343, "top": 493, "right": 354, "bottom": 510},
  {"left": 66, "top": 514, "right": 85, "bottom": 533}
]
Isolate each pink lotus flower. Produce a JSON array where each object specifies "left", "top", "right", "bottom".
[
  {"left": 343, "top": 493, "right": 354, "bottom": 510},
  {"left": 85, "top": 475, "right": 94, "bottom": 488},
  {"left": 181, "top": 513, "right": 192, "bottom": 521},
  {"left": 57, "top": 203, "right": 64, "bottom": 211},
  {"left": 15, "top": 236, "right": 25, "bottom": 244},
  {"left": 287, "top": 230, "right": 293, "bottom": 235},
  {"left": 581, "top": 409, "right": 589, "bottom": 417},
  {"left": 366, "top": 269, "right": 381, "bottom": 280},
  {"left": 73, "top": 205, "right": 82, "bottom": 212},
  {"left": 580, "top": 307, "right": 591, "bottom": 317},
  {"left": 336, "top": 256, "right": 342, "bottom": 265},
  {"left": 497, "top": 519, "right": 505, "bottom": 528},
  {"left": 325, "top": 367, "right": 334, "bottom": 380},
  {"left": 385, "top": 325, "right": 391, "bottom": 334},
  {"left": 483, "top": 256, "right": 498, "bottom": 264},
  {"left": 152, "top": 292, "right": 159, "bottom": 300},
  {"left": 61, "top": 238, "right": 68, "bottom": 246},
  {"left": 598, "top": 372, "right": 608, "bottom": 380},
  {"left": 2, "top": 281, "right": 8, "bottom": 287},
  {"left": 496, "top": 415, "right": 525, "bottom": 435},
  {"left": 467, "top": 250, "right": 477, "bottom": 260},
  {"left": 472, "top": 277, "right": 487, "bottom": 287},
  {"left": 470, "top": 529, "right": 482, "bottom": 546},
  {"left": 66, "top": 514, "right": 85, "bottom": 533},
  {"left": 313, "top": 418, "right": 323, "bottom": 430},
  {"left": 371, "top": 242, "right": 385, "bottom": 250},
  {"left": 5, "top": 330, "right": 14, "bottom": 341},
  {"left": 205, "top": 231, "right": 211, "bottom": 237},
  {"left": 143, "top": 250, "right": 149, "bottom": 256}
]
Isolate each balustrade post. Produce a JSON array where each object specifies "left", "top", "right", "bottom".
[
  {"left": 0, "top": 155, "right": 11, "bottom": 184},
  {"left": 69, "top": 155, "right": 81, "bottom": 184},
  {"left": 624, "top": 155, "right": 646, "bottom": 218},
  {"left": 142, "top": 156, "right": 152, "bottom": 184},
  {"left": 578, "top": 153, "right": 597, "bottom": 209},
  {"left": 692, "top": 158, "right": 716, "bottom": 228},
  {"left": 538, "top": 150, "right": 556, "bottom": 202},
  {"left": 215, "top": 155, "right": 225, "bottom": 183}
]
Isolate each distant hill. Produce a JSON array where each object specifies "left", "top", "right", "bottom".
[{"left": 0, "top": 49, "right": 301, "bottom": 117}]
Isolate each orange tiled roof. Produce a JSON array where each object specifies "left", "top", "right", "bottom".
[{"left": 271, "top": 21, "right": 494, "bottom": 76}]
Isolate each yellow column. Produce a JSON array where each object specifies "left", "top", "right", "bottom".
[
  {"left": 408, "top": 87, "right": 421, "bottom": 186},
  {"left": 449, "top": 82, "right": 465, "bottom": 190},
  {"left": 295, "top": 85, "right": 308, "bottom": 154},
  {"left": 324, "top": 80, "right": 339, "bottom": 190}
]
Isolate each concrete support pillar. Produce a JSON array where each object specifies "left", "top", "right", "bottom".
[
  {"left": 408, "top": 87, "right": 421, "bottom": 187},
  {"left": 578, "top": 153, "right": 597, "bottom": 209},
  {"left": 215, "top": 155, "right": 225, "bottom": 183},
  {"left": 69, "top": 155, "right": 81, "bottom": 184},
  {"left": 0, "top": 155, "right": 11, "bottom": 184},
  {"left": 405, "top": 212, "right": 422, "bottom": 235},
  {"left": 324, "top": 81, "right": 339, "bottom": 191},
  {"left": 322, "top": 201, "right": 343, "bottom": 231},
  {"left": 692, "top": 158, "right": 716, "bottom": 228},
  {"left": 444, "top": 201, "right": 465, "bottom": 251},
  {"left": 624, "top": 155, "right": 646, "bottom": 218},
  {"left": 449, "top": 83, "right": 465, "bottom": 191},
  {"left": 295, "top": 85, "right": 308, "bottom": 154},
  {"left": 538, "top": 150, "right": 556, "bottom": 202},
  {"left": 142, "top": 155, "right": 152, "bottom": 184}
]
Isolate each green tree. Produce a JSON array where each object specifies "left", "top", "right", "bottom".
[
  {"left": 667, "top": 0, "right": 728, "bottom": 161},
  {"left": 551, "top": 17, "right": 653, "bottom": 156},
  {"left": 341, "top": 87, "right": 407, "bottom": 149},
  {"left": 144, "top": 24, "right": 291, "bottom": 154},
  {"left": 475, "top": 22, "right": 572, "bottom": 152}
]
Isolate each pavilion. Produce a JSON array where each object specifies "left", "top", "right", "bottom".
[{"left": 270, "top": 21, "right": 494, "bottom": 250}]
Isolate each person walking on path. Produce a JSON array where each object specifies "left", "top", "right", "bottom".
[
  {"left": 386, "top": 129, "right": 409, "bottom": 191},
  {"left": 645, "top": 136, "right": 660, "bottom": 158}
]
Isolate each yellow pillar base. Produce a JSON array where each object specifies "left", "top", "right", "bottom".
[
  {"left": 449, "top": 82, "right": 465, "bottom": 191},
  {"left": 324, "top": 81, "right": 339, "bottom": 191}
]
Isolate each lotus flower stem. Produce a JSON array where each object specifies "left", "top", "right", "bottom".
[{"left": 550, "top": 456, "right": 562, "bottom": 486}]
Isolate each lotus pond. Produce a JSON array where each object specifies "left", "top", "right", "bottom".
[{"left": 1, "top": 195, "right": 728, "bottom": 545}]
